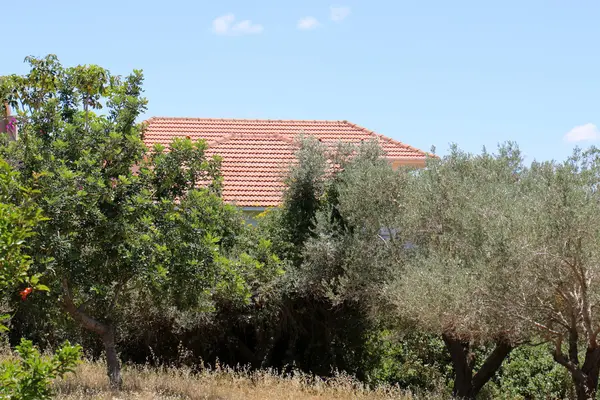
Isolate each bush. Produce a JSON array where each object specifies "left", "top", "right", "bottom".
[
  {"left": 484, "top": 344, "right": 572, "bottom": 400},
  {"left": 363, "top": 330, "right": 452, "bottom": 393},
  {"left": 0, "top": 338, "right": 81, "bottom": 400}
]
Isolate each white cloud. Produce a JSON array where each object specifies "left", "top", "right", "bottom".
[
  {"left": 231, "top": 19, "right": 264, "bottom": 35},
  {"left": 212, "top": 14, "right": 263, "bottom": 36},
  {"left": 213, "top": 14, "right": 235, "bottom": 35},
  {"left": 297, "top": 16, "right": 319, "bottom": 30},
  {"left": 564, "top": 123, "right": 600, "bottom": 142},
  {"left": 330, "top": 6, "right": 350, "bottom": 22}
]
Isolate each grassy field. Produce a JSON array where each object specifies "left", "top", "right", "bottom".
[{"left": 53, "top": 361, "right": 442, "bottom": 400}]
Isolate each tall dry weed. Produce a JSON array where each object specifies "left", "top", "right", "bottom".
[{"left": 53, "top": 359, "right": 446, "bottom": 400}]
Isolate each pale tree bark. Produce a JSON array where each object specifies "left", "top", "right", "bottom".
[
  {"left": 442, "top": 334, "right": 512, "bottom": 400},
  {"left": 525, "top": 313, "right": 600, "bottom": 400},
  {"left": 61, "top": 279, "right": 122, "bottom": 390},
  {"left": 546, "top": 253, "right": 600, "bottom": 400},
  {"left": 553, "top": 335, "right": 600, "bottom": 400}
]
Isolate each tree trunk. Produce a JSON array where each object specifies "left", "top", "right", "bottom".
[
  {"left": 554, "top": 333, "right": 600, "bottom": 400},
  {"left": 570, "top": 347, "right": 600, "bottom": 400},
  {"left": 443, "top": 334, "right": 513, "bottom": 400},
  {"left": 61, "top": 279, "right": 123, "bottom": 390},
  {"left": 102, "top": 327, "right": 123, "bottom": 390},
  {"left": 572, "top": 370, "right": 598, "bottom": 400},
  {"left": 443, "top": 334, "right": 473, "bottom": 399}
]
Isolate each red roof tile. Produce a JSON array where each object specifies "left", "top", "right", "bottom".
[{"left": 143, "top": 118, "right": 427, "bottom": 207}]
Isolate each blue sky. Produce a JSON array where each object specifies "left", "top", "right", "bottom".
[{"left": 4, "top": 0, "right": 600, "bottom": 161}]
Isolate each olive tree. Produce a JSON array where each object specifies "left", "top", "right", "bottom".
[
  {"left": 303, "top": 142, "right": 530, "bottom": 399},
  {"left": 387, "top": 144, "right": 533, "bottom": 399},
  {"left": 496, "top": 148, "right": 600, "bottom": 400}
]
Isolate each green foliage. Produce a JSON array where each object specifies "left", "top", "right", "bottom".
[
  {"left": 276, "top": 137, "right": 329, "bottom": 263},
  {"left": 363, "top": 330, "right": 452, "bottom": 392},
  {"left": 492, "top": 147, "right": 600, "bottom": 397},
  {"left": 0, "top": 55, "right": 273, "bottom": 388},
  {"left": 151, "top": 189, "right": 244, "bottom": 309},
  {"left": 0, "top": 159, "right": 48, "bottom": 330},
  {"left": 0, "top": 157, "right": 80, "bottom": 400},
  {"left": 0, "top": 339, "right": 81, "bottom": 400},
  {"left": 151, "top": 138, "right": 222, "bottom": 200},
  {"left": 485, "top": 344, "right": 572, "bottom": 399},
  {"left": 294, "top": 141, "right": 534, "bottom": 397},
  {"left": 0, "top": 55, "right": 233, "bottom": 321},
  {"left": 248, "top": 140, "right": 400, "bottom": 380},
  {"left": 386, "top": 143, "right": 527, "bottom": 342},
  {"left": 301, "top": 140, "right": 409, "bottom": 302}
]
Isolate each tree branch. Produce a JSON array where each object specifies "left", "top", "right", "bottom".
[
  {"left": 61, "top": 278, "right": 109, "bottom": 336},
  {"left": 568, "top": 314, "right": 580, "bottom": 366},
  {"left": 516, "top": 314, "right": 562, "bottom": 336},
  {"left": 471, "top": 340, "right": 513, "bottom": 395},
  {"left": 553, "top": 336, "right": 586, "bottom": 383},
  {"left": 108, "top": 280, "right": 126, "bottom": 315}
]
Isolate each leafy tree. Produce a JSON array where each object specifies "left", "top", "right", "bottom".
[
  {"left": 382, "top": 144, "right": 534, "bottom": 399},
  {"left": 259, "top": 140, "right": 408, "bottom": 378},
  {"left": 0, "top": 55, "right": 249, "bottom": 389},
  {"left": 494, "top": 148, "right": 600, "bottom": 400},
  {"left": 261, "top": 137, "right": 329, "bottom": 264},
  {"left": 301, "top": 140, "right": 408, "bottom": 299},
  {"left": 362, "top": 330, "right": 452, "bottom": 391},
  {"left": 300, "top": 142, "right": 533, "bottom": 399}
]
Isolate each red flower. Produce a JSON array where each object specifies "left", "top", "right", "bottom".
[{"left": 20, "top": 287, "right": 33, "bottom": 301}]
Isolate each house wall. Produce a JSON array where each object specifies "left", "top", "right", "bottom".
[{"left": 391, "top": 159, "right": 426, "bottom": 169}]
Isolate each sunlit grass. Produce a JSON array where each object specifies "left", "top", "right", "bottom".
[{"left": 53, "top": 359, "right": 444, "bottom": 400}]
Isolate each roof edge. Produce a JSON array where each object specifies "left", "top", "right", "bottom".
[
  {"left": 343, "top": 121, "right": 433, "bottom": 158},
  {"left": 145, "top": 116, "right": 350, "bottom": 123}
]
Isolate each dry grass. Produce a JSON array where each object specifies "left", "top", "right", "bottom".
[{"left": 53, "top": 361, "right": 444, "bottom": 400}]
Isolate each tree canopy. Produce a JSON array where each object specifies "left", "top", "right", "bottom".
[{"left": 0, "top": 55, "right": 276, "bottom": 388}]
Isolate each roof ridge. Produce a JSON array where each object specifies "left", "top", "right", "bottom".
[
  {"left": 147, "top": 116, "right": 347, "bottom": 124},
  {"left": 210, "top": 132, "right": 239, "bottom": 146},
  {"left": 343, "top": 121, "right": 430, "bottom": 157},
  {"left": 210, "top": 132, "right": 299, "bottom": 147}
]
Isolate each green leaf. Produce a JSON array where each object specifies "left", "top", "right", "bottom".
[{"left": 35, "top": 284, "right": 50, "bottom": 292}]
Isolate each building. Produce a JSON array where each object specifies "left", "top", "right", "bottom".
[{"left": 143, "top": 117, "right": 428, "bottom": 218}]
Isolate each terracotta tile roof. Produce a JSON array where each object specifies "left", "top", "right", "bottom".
[{"left": 143, "top": 118, "right": 428, "bottom": 207}]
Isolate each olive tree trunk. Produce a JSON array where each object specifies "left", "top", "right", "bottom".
[
  {"left": 442, "top": 334, "right": 512, "bottom": 400},
  {"left": 554, "top": 337, "right": 600, "bottom": 400}
]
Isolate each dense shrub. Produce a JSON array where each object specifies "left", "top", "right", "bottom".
[
  {"left": 0, "top": 339, "right": 81, "bottom": 400},
  {"left": 486, "top": 344, "right": 573, "bottom": 400}
]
